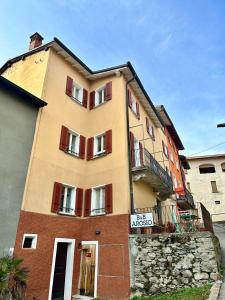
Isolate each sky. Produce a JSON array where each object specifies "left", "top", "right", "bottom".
[{"left": 1, "top": 0, "right": 225, "bottom": 156}]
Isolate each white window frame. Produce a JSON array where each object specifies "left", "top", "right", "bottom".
[
  {"left": 95, "top": 86, "right": 105, "bottom": 106},
  {"left": 59, "top": 184, "right": 76, "bottom": 216},
  {"left": 91, "top": 185, "right": 106, "bottom": 216},
  {"left": 134, "top": 138, "right": 141, "bottom": 167},
  {"left": 22, "top": 234, "right": 38, "bottom": 249},
  {"left": 72, "top": 82, "right": 83, "bottom": 103},
  {"left": 94, "top": 133, "right": 106, "bottom": 156},
  {"left": 131, "top": 94, "right": 137, "bottom": 115},
  {"left": 68, "top": 130, "right": 80, "bottom": 156}
]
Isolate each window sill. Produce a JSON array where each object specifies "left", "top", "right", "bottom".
[
  {"left": 90, "top": 212, "right": 106, "bottom": 217},
  {"left": 92, "top": 100, "right": 107, "bottom": 110},
  {"left": 58, "top": 211, "right": 77, "bottom": 217},
  {"left": 66, "top": 150, "right": 80, "bottom": 158},
  {"left": 93, "top": 152, "right": 107, "bottom": 159},
  {"left": 70, "top": 96, "right": 84, "bottom": 107}
]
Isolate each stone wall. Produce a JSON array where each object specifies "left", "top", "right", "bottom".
[{"left": 129, "top": 232, "right": 221, "bottom": 296}]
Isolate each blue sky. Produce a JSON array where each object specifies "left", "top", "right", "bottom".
[{"left": 1, "top": 0, "right": 225, "bottom": 156}]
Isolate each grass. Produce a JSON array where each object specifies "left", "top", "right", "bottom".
[{"left": 131, "top": 284, "right": 212, "bottom": 300}]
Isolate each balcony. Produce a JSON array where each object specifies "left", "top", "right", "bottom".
[
  {"left": 177, "top": 188, "right": 195, "bottom": 209},
  {"left": 132, "top": 148, "right": 173, "bottom": 198}
]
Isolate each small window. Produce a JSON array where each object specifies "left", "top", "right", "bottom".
[
  {"left": 91, "top": 186, "right": 106, "bottom": 215},
  {"left": 215, "top": 200, "right": 220, "bottom": 205},
  {"left": 68, "top": 131, "right": 80, "bottom": 155},
  {"left": 221, "top": 163, "right": 225, "bottom": 172},
  {"left": 187, "top": 182, "right": 191, "bottom": 192},
  {"left": 72, "top": 82, "right": 83, "bottom": 103},
  {"left": 199, "top": 164, "right": 216, "bottom": 174},
  {"left": 94, "top": 133, "right": 106, "bottom": 156},
  {"left": 96, "top": 87, "right": 105, "bottom": 106},
  {"left": 60, "top": 185, "right": 76, "bottom": 214},
  {"left": 162, "top": 141, "right": 169, "bottom": 158},
  {"left": 22, "top": 234, "right": 37, "bottom": 249},
  {"left": 211, "top": 181, "right": 218, "bottom": 193},
  {"left": 131, "top": 98, "right": 137, "bottom": 114},
  {"left": 170, "top": 152, "right": 174, "bottom": 163},
  {"left": 134, "top": 138, "right": 141, "bottom": 167}
]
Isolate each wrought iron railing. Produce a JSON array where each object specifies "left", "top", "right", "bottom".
[
  {"left": 185, "top": 188, "right": 195, "bottom": 207},
  {"left": 131, "top": 203, "right": 213, "bottom": 234}
]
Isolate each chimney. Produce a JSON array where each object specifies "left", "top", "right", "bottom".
[{"left": 29, "top": 32, "right": 43, "bottom": 50}]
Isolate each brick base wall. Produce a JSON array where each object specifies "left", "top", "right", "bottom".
[{"left": 14, "top": 211, "right": 130, "bottom": 300}]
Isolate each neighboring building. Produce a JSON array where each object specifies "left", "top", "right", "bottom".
[
  {"left": 156, "top": 105, "right": 194, "bottom": 209},
  {"left": 1, "top": 33, "right": 186, "bottom": 299},
  {"left": 0, "top": 75, "right": 46, "bottom": 256},
  {"left": 187, "top": 154, "right": 225, "bottom": 222}
]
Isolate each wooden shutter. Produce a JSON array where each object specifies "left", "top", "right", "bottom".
[
  {"left": 130, "top": 132, "right": 135, "bottom": 168},
  {"left": 105, "top": 130, "right": 112, "bottom": 154},
  {"left": 79, "top": 135, "right": 86, "bottom": 159},
  {"left": 139, "top": 142, "right": 144, "bottom": 166},
  {"left": 66, "top": 76, "right": 73, "bottom": 97},
  {"left": 87, "top": 137, "right": 94, "bottom": 160},
  {"left": 59, "top": 126, "right": 69, "bottom": 151},
  {"left": 84, "top": 189, "right": 92, "bottom": 217},
  {"left": 51, "top": 182, "right": 62, "bottom": 213},
  {"left": 75, "top": 188, "right": 83, "bottom": 216},
  {"left": 105, "top": 81, "right": 112, "bottom": 101},
  {"left": 128, "top": 89, "right": 132, "bottom": 108},
  {"left": 146, "top": 117, "right": 149, "bottom": 134},
  {"left": 136, "top": 102, "right": 140, "bottom": 119},
  {"left": 82, "top": 89, "right": 88, "bottom": 108},
  {"left": 105, "top": 184, "right": 113, "bottom": 214},
  {"left": 89, "top": 91, "right": 95, "bottom": 110}
]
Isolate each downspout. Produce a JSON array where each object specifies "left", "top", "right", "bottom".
[{"left": 125, "top": 75, "right": 136, "bottom": 214}]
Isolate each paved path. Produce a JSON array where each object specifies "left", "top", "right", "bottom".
[{"left": 213, "top": 222, "right": 225, "bottom": 300}]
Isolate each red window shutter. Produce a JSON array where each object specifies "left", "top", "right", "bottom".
[
  {"left": 59, "top": 126, "right": 69, "bottom": 151},
  {"left": 130, "top": 132, "right": 135, "bottom": 168},
  {"left": 146, "top": 117, "right": 149, "bottom": 134},
  {"left": 139, "top": 142, "right": 144, "bottom": 166},
  {"left": 66, "top": 76, "right": 73, "bottom": 97},
  {"left": 128, "top": 89, "right": 132, "bottom": 108},
  {"left": 75, "top": 188, "right": 83, "bottom": 216},
  {"left": 105, "top": 184, "right": 113, "bottom": 214},
  {"left": 84, "top": 189, "right": 92, "bottom": 217},
  {"left": 51, "top": 182, "right": 62, "bottom": 213},
  {"left": 105, "top": 81, "right": 112, "bottom": 101},
  {"left": 89, "top": 91, "right": 95, "bottom": 110},
  {"left": 79, "top": 135, "right": 86, "bottom": 159},
  {"left": 87, "top": 137, "right": 94, "bottom": 160},
  {"left": 82, "top": 89, "right": 88, "bottom": 108},
  {"left": 136, "top": 102, "right": 140, "bottom": 119},
  {"left": 105, "top": 130, "right": 112, "bottom": 154}
]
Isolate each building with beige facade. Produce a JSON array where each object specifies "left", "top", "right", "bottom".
[
  {"left": 0, "top": 33, "right": 191, "bottom": 300},
  {"left": 187, "top": 154, "right": 225, "bottom": 222}
]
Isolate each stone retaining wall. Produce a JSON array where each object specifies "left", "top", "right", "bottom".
[{"left": 129, "top": 232, "right": 221, "bottom": 296}]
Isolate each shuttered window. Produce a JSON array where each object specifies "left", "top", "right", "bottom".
[
  {"left": 84, "top": 184, "right": 113, "bottom": 217},
  {"left": 51, "top": 182, "right": 83, "bottom": 216},
  {"left": 65, "top": 76, "right": 88, "bottom": 108},
  {"left": 146, "top": 117, "right": 155, "bottom": 140},
  {"left": 87, "top": 130, "right": 112, "bottom": 160},
  {"left": 89, "top": 81, "right": 112, "bottom": 109},
  {"left": 128, "top": 89, "right": 140, "bottom": 119},
  {"left": 59, "top": 126, "right": 85, "bottom": 159}
]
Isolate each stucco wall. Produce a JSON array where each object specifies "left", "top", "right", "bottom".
[
  {"left": 0, "top": 88, "right": 39, "bottom": 255},
  {"left": 187, "top": 157, "right": 225, "bottom": 222}
]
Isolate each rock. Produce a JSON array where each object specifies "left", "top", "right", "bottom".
[
  {"left": 135, "top": 282, "right": 144, "bottom": 289},
  {"left": 210, "top": 272, "right": 221, "bottom": 281},
  {"left": 182, "top": 270, "right": 192, "bottom": 278},
  {"left": 194, "top": 273, "right": 209, "bottom": 280}
]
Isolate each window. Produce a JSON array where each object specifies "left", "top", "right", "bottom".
[
  {"left": 221, "top": 163, "right": 225, "bottom": 172},
  {"left": 173, "top": 175, "right": 178, "bottom": 189},
  {"left": 128, "top": 90, "right": 140, "bottom": 119},
  {"left": 94, "top": 133, "right": 106, "bottom": 156},
  {"left": 134, "top": 138, "right": 141, "bottom": 167},
  {"left": 162, "top": 141, "right": 169, "bottom": 158},
  {"left": 72, "top": 82, "right": 83, "bottom": 103},
  {"left": 131, "top": 98, "right": 137, "bottom": 114},
  {"left": 211, "top": 181, "right": 218, "bottom": 193},
  {"left": 91, "top": 186, "right": 106, "bottom": 215},
  {"left": 176, "top": 160, "right": 180, "bottom": 170},
  {"left": 187, "top": 182, "right": 191, "bottom": 192},
  {"left": 22, "top": 234, "right": 37, "bottom": 249},
  {"left": 68, "top": 131, "right": 80, "bottom": 155},
  {"left": 60, "top": 185, "right": 76, "bottom": 215},
  {"left": 199, "top": 164, "right": 216, "bottom": 174},
  {"left": 215, "top": 200, "right": 220, "bottom": 205},
  {"left": 170, "top": 152, "right": 174, "bottom": 163},
  {"left": 96, "top": 86, "right": 105, "bottom": 106},
  {"left": 146, "top": 117, "right": 155, "bottom": 140}
]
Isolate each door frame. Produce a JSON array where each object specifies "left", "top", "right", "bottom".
[
  {"left": 48, "top": 238, "right": 75, "bottom": 300},
  {"left": 79, "top": 241, "right": 98, "bottom": 298}
]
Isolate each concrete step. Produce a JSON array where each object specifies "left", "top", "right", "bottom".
[{"left": 72, "top": 295, "right": 94, "bottom": 300}]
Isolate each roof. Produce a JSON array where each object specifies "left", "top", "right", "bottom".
[
  {"left": 0, "top": 36, "right": 163, "bottom": 128},
  {"left": 155, "top": 105, "right": 184, "bottom": 150},
  {"left": 0, "top": 76, "right": 47, "bottom": 107},
  {"left": 179, "top": 155, "right": 190, "bottom": 169},
  {"left": 188, "top": 154, "right": 225, "bottom": 160}
]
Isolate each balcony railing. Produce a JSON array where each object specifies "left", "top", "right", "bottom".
[
  {"left": 132, "top": 148, "right": 173, "bottom": 197},
  {"left": 131, "top": 203, "right": 213, "bottom": 234}
]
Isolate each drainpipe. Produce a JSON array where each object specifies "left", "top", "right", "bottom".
[{"left": 125, "top": 75, "right": 136, "bottom": 214}]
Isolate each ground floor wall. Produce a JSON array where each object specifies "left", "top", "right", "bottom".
[{"left": 14, "top": 210, "right": 130, "bottom": 300}]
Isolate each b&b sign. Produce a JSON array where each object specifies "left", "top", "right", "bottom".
[{"left": 130, "top": 213, "right": 154, "bottom": 228}]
